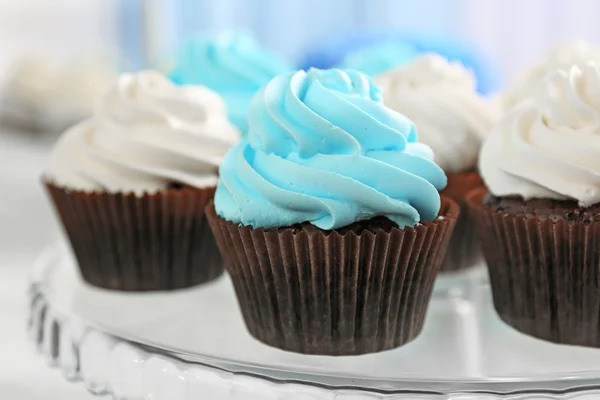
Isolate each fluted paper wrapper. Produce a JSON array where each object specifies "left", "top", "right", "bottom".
[
  {"left": 45, "top": 181, "right": 222, "bottom": 291},
  {"left": 439, "top": 170, "right": 484, "bottom": 272},
  {"left": 468, "top": 188, "right": 600, "bottom": 347},
  {"left": 207, "top": 198, "right": 458, "bottom": 355}
]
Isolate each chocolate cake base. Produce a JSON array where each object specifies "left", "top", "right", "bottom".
[
  {"left": 207, "top": 198, "right": 459, "bottom": 355},
  {"left": 468, "top": 188, "right": 600, "bottom": 347}
]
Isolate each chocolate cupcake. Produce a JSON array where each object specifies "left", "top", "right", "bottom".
[
  {"left": 44, "top": 70, "right": 240, "bottom": 291},
  {"left": 207, "top": 68, "right": 458, "bottom": 355},
  {"left": 471, "top": 61, "right": 600, "bottom": 346},
  {"left": 376, "top": 54, "right": 498, "bottom": 271}
]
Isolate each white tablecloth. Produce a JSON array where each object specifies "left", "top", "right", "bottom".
[{"left": 0, "top": 132, "right": 93, "bottom": 399}]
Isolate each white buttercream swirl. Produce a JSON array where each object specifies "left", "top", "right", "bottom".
[
  {"left": 46, "top": 70, "right": 240, "bottom": 193},
  {"left": 376, "top": 54, "right": 497, "bottom": 172},
  {"left": 501, "top": 40, "right": 600, "bottom": 110},
  {"left": 480, "top": 62, "right": 600, "bottom": 207}
]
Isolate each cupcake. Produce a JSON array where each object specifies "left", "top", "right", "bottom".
[
  {"left": 168, "top": 31, "right": 292, "bottom": 134},
  {"left": 501, "top": 40, "right": 600, "bottom": 110},
  {"left": 1, "top": 54, "right": 117, "bottom": 134},
  {"left": 44, "top": 70, "right": 240, "bottom": 291},
  {"left": 0, "top": 57, "right": 58, "bottom": 132},
  {"left": 376, "top": 54, "right": 498, "bottom": 271},
  {"left": 207, "top": 68, "right": 459, "bottom": 355},
  {"left": 471, "top": 62, "right": 600, "bottom": 346}
]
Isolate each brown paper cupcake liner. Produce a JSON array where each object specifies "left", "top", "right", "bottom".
[
  {"left": 206, "top": 198, "right": 458, "bottom": 355},
  {"left": 468, "top": 188, "right": 600, "bottom": 347},
  {"left": 45, "top": 181, "right": 223, "bottom": 291},
  {"left": 439, "top": 170, "right": 485, "bottom": 272}
]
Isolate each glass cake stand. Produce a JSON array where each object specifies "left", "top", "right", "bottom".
[{"left": 28, "top": 243, "right": 600, "bottom": 399}]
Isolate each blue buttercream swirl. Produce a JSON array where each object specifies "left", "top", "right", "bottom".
[
  {"left": 168, "top": 32, "right": 291, "bottom": 133},
  {"left": 215, "top": 68, "right": 447, "bottom": 230}
]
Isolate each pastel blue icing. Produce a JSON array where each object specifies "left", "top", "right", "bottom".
[
  {"left": 299, "top": 32, "right": 499, "bottom": 94},
  {"left": 168, "top": 32, "right": 292, "bottom": 133},
  {"left": 215, "top": 68, "right": 447, "bottom": 230}
]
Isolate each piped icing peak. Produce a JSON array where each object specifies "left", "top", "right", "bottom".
[
  {"left": 481, "top": 62, "right": 600, "bottom": 207},
  {"left": 46, "top": 70, "right": 239, "bottom": 193}
]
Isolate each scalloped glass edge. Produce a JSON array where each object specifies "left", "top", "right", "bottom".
[{"left": 26, "top": 245, "right": 600, "bottom": 399}]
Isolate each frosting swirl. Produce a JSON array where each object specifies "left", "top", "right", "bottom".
[
  {"left": 168, "top": 32, "right": 292, "bottom": 133},
  {"left": 502, "top": 40, "right": 600, "bottom": 109},
  {"left": 376, "top": 54, "right": 498, "bottom": 172},
  {"left": 481, "top": 62, "right": 600, "bottom": 207},
  {"left": 215, "top": 68, "right": 447, "bottom": 230},
  {"left": 46, "top": 70, "right": 240, "bottom": 193}
]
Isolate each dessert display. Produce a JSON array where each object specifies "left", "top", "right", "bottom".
[{"left": 18, "top": 16, "right": 600, "bottom": 399}]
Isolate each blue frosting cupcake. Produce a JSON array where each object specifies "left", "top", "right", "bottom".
[
  {"left": 301, "top": 32, "right": 498, "bottom": 94},
  {"left": 169, "top": 32, "right": 292, "bottom": 133},
  {"left": 207, "top": 68, "right": 459, "bottom": 355}
]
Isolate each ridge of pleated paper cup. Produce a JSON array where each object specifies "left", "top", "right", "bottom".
[
  {"left": 468, "top": 187, "right": 600, "bottom": 347},
  {"left": 45, "top": 180, "right": 223, "bottom": 291}
]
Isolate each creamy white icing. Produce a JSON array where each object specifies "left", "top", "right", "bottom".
[
  {"left": 46, "top": 70, "right": 240, "bottom": 193},
  {"left": 376, "top": 54, "right": 498, "bottom": 173},
  {"left": 501, "top": 40, "right": 600, "bottom": 110},
  {"left": 480, "top": 62, "right": 600, "bottom": 207}
]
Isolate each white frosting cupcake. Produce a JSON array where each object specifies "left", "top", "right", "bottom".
[
  {"left": 2, "top": 57, "right": 57, "bottom": 106},
  {"left": 376, "top": 54, "right": 498, "bottom": 173},
  {"left": 1, "top": 54, "right": 118, "bottom": 132},
  {"left": 501, "top": 40, "right": 600, "bottom": 110},
  {"left": 46, "top": 70, "right": 240, "bottom": 193}
]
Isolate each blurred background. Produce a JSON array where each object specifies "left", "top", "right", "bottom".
[
  {"left": 1, "top": 0, "right": 599, "bottom": 398},
  {"left": 1, "top": 0, "right": 600, "bottom": 83}
]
